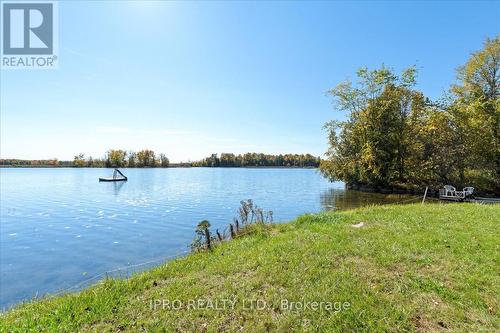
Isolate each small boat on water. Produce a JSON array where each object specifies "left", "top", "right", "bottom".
[{"left": 99, "top": 168, "right": 127, "bottom": 182}]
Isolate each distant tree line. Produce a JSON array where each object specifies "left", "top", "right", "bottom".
[
  {"left": 1, "top": 151, "right": 320, "bottom": 168},
  {"left": 0, "top": 159, "right": 71, "bottom": 167},
  {"left": 0, "top": 151, "right": 171, "bottom": 168},
  {"left": 191, "top": 153, "right": 320, "bottom": 167},
  {"left": 320, "top": 37, "right": 499, "bottom": 194},
  {"left": 73, "top": 150, "right": 170, "bottom": 168}
]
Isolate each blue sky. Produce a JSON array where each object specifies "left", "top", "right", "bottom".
[{"left": 1, "top": 1, "right": 499, "bottom": 162}]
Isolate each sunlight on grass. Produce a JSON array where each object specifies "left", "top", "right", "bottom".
[{"left": 1, "top": 203, "right": 498, "bottom": 332}]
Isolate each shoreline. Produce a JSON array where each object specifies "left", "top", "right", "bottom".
[
  {"left": 1, "top": 203, "right": 498, "bottom": 331},
  {"left": 0, "top": 165, "right": 319, "bottom": 169}
]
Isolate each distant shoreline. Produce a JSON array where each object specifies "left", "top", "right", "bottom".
[
  {"left": 0, "top": 165, "right": 318, "bottom": 169},
  {"left": 1, "top": 152, "right": 321, "bottom": 169}
]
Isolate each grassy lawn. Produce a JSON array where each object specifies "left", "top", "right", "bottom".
[{"left": 1, "top": 203, "right": 499, "bottom": 332}]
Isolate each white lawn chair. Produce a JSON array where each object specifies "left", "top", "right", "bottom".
[
  {"left": 444, "top": 185, "right": 456, "bottom": 197},
  {"left": 463, "top": 187, "right": 474, "bottom": 197}
]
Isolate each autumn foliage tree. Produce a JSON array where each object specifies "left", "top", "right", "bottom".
[
  {"left": 451, "top": 36, "right": 499, "bottom": 191},
  {"left": 320, "top": 37, "right": 499, "bottom": 194},
  {"left": 320, "top": 65, "right": 425, "bottom": 189},
  {"left": 106, "top": 150, "right": 127, "bottom": 168},
  {"left": 136, "top": 149, "right": 156, "bottom": 167}
]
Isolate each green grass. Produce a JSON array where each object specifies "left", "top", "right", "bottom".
[{"left": 1, "top": 203, "right": 499, "bottom": 332}]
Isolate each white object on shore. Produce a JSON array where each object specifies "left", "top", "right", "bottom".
[
  {"left": 422, "top": 186, "right": 428, "bottom": 205},
  {"left": 439, "top": 185, "right": 474, "bottom": 201}
]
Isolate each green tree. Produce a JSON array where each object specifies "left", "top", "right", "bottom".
[
  {"left": 127, "top": 151, "right": 137, "bottom": 168},
  {"left": 320, "top": 66, "right": 428, "bottom": 189},
  {"left": 452, "top": 36, "right": 499, "bottom": 190},
  {"left": 159, "top": 153, "right": 170, "bottom": 167},
  {"left": 73, "top": 153, "right": 86, "bottom": 167},
  {"left": 192, "top": 153, "right": 320, "bottom": 168}
]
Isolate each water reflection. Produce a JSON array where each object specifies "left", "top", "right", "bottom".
[
  {"left": 112, "top": 181, "right": 125, "bottom": 195},
  {"left": 0, "top": 168, "right": 422, "bottom": 308},
  {"left": 320, "top": 188, "right": 420, "bottom": 211}
]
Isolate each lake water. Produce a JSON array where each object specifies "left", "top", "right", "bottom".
[{"left": 0, "top": 168, "right": 417, "bottom": 309}]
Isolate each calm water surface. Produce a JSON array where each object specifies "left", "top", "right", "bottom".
[{"left": 0, "top": 168, "right": 416, "bottom": 308}]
